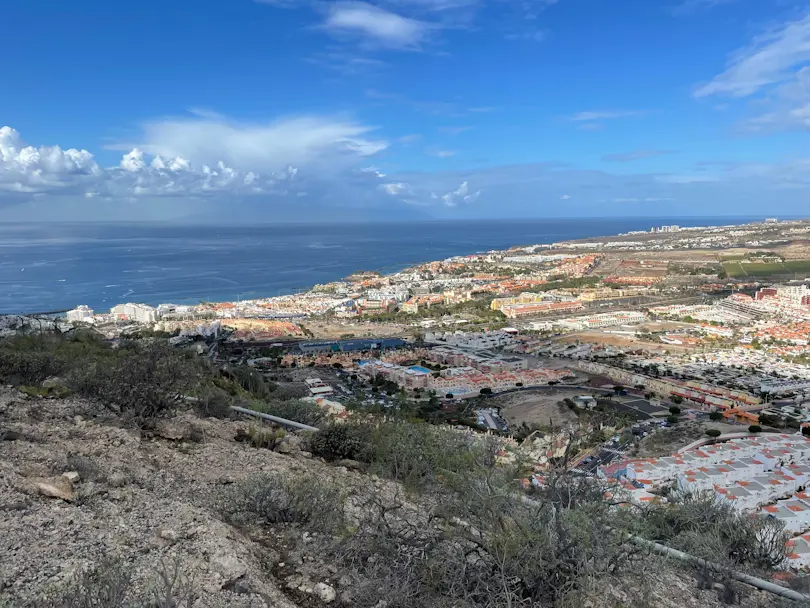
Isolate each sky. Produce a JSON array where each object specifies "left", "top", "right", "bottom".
[{"left": 2, "top": 0, "right": 810, "bottom": 221}]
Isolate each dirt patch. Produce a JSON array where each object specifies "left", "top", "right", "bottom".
[
  {"left": 304, "top": 320, "right": 410, "bottom": 340},
  {"left": 637, "top": 420, "right": 747, "bottom": 457},
  {"left": 492, "top": 389, "right": 581, "bottom": 428}
]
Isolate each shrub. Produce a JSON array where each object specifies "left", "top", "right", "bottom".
[
  {"left": 235, "top": 423, "right": 286, "bottom": 450},
  {"left": 226, "top": 365, "right": 275, "bottom": 400},
  {"left": 222, "top": 472, "right": 345, "bottom": 533},
  {"left": 49, "top": 557, "right": 132, "bottom": 608},
  {"left": 670, "top": 394, "right": 684, "bottom": 404},
  {"left": 709, "top": 411, "right": 724, "bottom": 422},
  {"left": 307, "top": 422, "right": 374, "bottom": 462},
  {"left": 705, "top": 429, "right": 722, "bottom": 438},
  {"left": 0, "top": 349, "right": 61, "bottom": 385},
  {"left": 641, "top": 490, "right": 788, "bottom": 572},
  {"left": 18, "top": 384, "right": 71, "bottom": 399},
  {"left": 666, "top": 415, "right": 678, "bottom": 424},
  {"left": 194, "top": 390, "right": 233, "bottom": 419},
  {"left": 669, "top": 406, "right": 681, "bottom": 415},
  {"left": 70, "top": 342, "right": 201, "bottom": 421},
  {"left": 748, "top": 425, "right": 762, "bottom": 434},
  {"left": 65, "top": 455, "right": 105, "bottom": 482},
  {"left": 252, "top": 399, "right": 325, "bottom": 427},
  {"left": 367, "top": 422, "right": 481, "bottom": 490},
  {"left": 803, "top": 426, "right": 810, "bottom": 437}
]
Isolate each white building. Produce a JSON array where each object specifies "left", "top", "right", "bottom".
[
  {"left": 66, "top": 305, "right": 95, "bottom": 323},
  {"left": 110, "top": 303, "right": 158, "bottom": 324}
]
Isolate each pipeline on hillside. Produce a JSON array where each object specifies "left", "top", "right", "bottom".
[
  {"left": 229, "top": 405, "right": 320, "bottom": 432},
  {"left": 228, "top": 401, "right": 810, "bottom": 603}
]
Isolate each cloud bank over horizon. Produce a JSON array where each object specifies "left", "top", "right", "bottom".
[{"left": 2, "top": 113, "right": 810, "bottom": 222}]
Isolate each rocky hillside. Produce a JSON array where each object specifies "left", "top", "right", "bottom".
[{"left": 0, "top": 385, "right": 799, "bottom": 608}]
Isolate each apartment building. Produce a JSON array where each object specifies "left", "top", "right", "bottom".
[
  {"left": 66, "top": 305, "right": 94, "bottom": 323},
  {"left": 110, "top": 303, "right": 158, "bottom": 324}
]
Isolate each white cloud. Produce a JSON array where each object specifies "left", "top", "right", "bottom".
[
  {"left": 0, "top": 117, "right": 391, "bottom": 208},
  {"left": 560, "top": 194, "right": 571, "bottom": 200},
  {"left": 117, "top": 113, "right": 387, "bottom": 173},
  {"left": 398, "top": 133, "right": 422, "bottom": 144},
  {"left": 569, "top": 110, "right": 646, "bottom": 122},
  {"left": 436, "top": 181, "right": 481, "bottom": 206},
  {"left": 322, "top": 2, "right": 434, "bottom": 49},
  {"left": 0, "top": 126, "right": 100, "bottom": 196},
  {"left": 382, "top": 182, "right": 407, "bottom": 195},
  {"left": 695, "top": 12, "right": 810, "bottom": 99}
]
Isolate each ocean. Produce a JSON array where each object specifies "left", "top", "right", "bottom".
[{"left": 0, "top": 217, "right": 768, "bottom": 313}]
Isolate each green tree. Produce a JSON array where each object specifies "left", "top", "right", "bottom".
[
  {"left": 709, "top": 411, "right": 724, "bottom": 422},
  {"left": 748, "top": 425, "right": 762, "bottom": 434},
  {"left": 705, "top": 429, "right": 722, "bottom": 438}
]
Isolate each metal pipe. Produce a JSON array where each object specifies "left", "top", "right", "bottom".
[
  {"left": 625, "top": 533, "right": 810, "bottom": 603},
  {"left": 229, "top": 405, "right": 320, "bottom": 432},
  {"left": 520, "top": 495, "right": 809, "bottom": 603}
]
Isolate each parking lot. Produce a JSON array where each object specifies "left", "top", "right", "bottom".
[{"left": 608, "top": 397, "right": 668, "bottom": 420}]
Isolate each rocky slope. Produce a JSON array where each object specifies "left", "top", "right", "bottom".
[{"left": 0, "top": 387, "right": 796, "bottom": 607}]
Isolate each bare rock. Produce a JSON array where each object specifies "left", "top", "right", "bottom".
[
  {"left": 314, "top": 582, "right": 337, "bottom": 603},
  {"left": 62, "top": 471, "right": 80, "bottom": 483},
  {"left": 276, "top": 434, "right": 303, "bottom": 455},
  {"left": 107, "top": 472, "right": 128, "bottom": 487},
  {"left": 27, "top": 476, "right": 76, "bottom": 502},
  {"left": 42, "top": 377, "right": 66, "bottom": 388},
  {"left": 211, "top": 548, "right": 247, "bottom": 588},
  {"left": 335, "top": 459, "right": 366, "bottom": 471},
  {"left": 153, "top": 419, "right": 190, "bottom": 441}
]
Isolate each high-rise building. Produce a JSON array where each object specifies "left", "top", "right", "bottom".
[{"left": 66, "top": 305, "right": 94, "bottom": 323}]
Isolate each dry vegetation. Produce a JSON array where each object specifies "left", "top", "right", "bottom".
[{"left": 0, "top": 330, "right": 806, "bottom": 608}]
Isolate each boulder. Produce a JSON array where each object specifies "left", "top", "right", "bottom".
[
  {"left": 153, "top": 420, "right": 190, "bottom": 441},
  {"left": 62, "top": 471, "right": 81, "bottom": 483},
  {"left": 276, "top": 434, "right": 302, "bottom": 455},
  {"left": 314, "top": 582, "right": 337, "bottom": 603},
  {"left": 28, "top": 476, "right": 76, "bottom": 502},
  {"left": 211, "top": 549, "right": 247, "bottom": 588}
]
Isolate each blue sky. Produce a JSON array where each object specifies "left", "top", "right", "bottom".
[{"left": 2, "top": 0, "right": 810, "bottom": 221}]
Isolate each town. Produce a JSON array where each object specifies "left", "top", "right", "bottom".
[{"left": 54, "top": 217, "right": 810, "bottom": 574}]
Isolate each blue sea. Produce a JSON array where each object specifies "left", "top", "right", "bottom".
[{"left": 0, "top": 218, "right": 771, "bottom": 313}]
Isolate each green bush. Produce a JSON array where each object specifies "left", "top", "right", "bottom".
[
  {"left": 222, "top": 472, "right": 345, "bottom": 533},
  {"left": 709, "top": 411, "right": 724, "bottom": 422},
  {"left": 18, "top": 384, "right": 71, "bottom": 399},
  {"left": 748, "top": 425, "right": 762, "bottom": 434},
  {"left": 307, "top": 422, "right": 374, "bottom": 462},
  {"left": 705, "top": 428, "right": 722, "bottom": 438},
  {"left": 666, "top": 415, "right": 678, "bottom": 424},
  {"left": 252, "top": 399, "right": 325, "bottom": 427},
  {"left": 0, "top": 349, "right": 61, "bottom": 384}
]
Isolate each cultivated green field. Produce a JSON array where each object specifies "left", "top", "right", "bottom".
[{"left": 722, "top": 260, "right": 810, "bottom": 277}]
